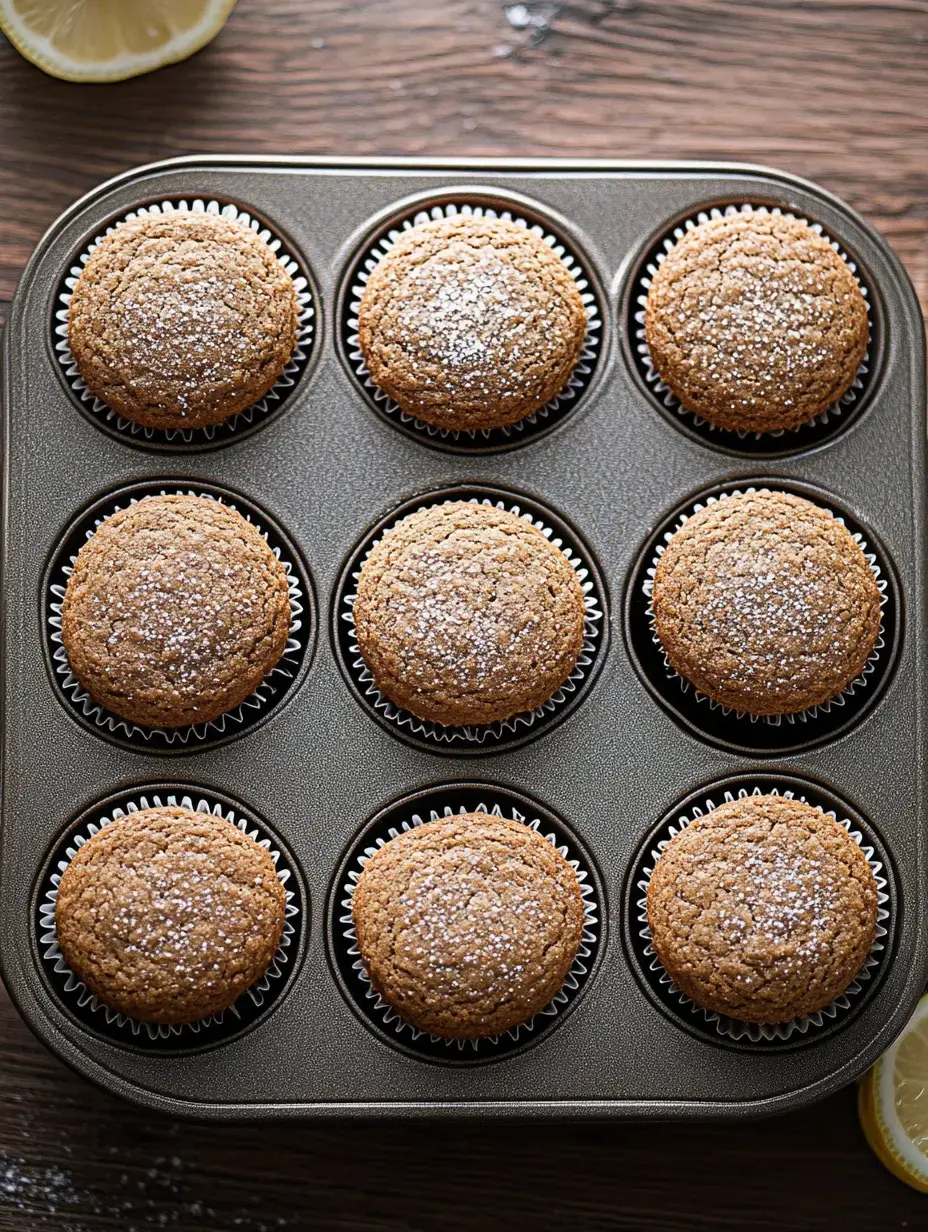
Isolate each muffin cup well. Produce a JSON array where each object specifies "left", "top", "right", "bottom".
[
  {"left": 53, "top": 198, "right": 316, "bottom": 452},
  {"left": 628, "top": 202, "right": 874, "bottom": 457},
  {"left": 625, "top": 776, "right": 892, "bottom": 1048},
  {"left": 334, "top": 485, "right": 607, "bottom": 754},
  {"left": 625, "top": 479, "right": 899, "bottom": 756},
  {"left": 341, "top": 198, "right": 603, "bottom": 453},
  {"left": 36, "top": 786, "right": 303, "bottom": 1051},
  {"left": 45, "top": 481, "right": 313, "bottom": 754},
  {"left": 328, "top": 783, "right": 602, "bottom": 1064}
]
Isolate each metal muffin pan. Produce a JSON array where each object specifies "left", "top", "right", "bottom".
[{"left": 0, "top": 157, "right": 924, "bottom": 1120}]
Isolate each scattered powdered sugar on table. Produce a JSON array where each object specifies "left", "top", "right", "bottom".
[
  {"left": 504, "top": 3, "right": 562, "bottom": 43},
  {"left": 0, "top": 1139, "right": 291, "bottom": 1230}
]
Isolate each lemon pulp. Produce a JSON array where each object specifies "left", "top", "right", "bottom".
[{"left": 0, "top": 0, "right": 236, "bottom": 81}]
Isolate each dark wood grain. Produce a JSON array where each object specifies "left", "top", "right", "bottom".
[
  {"left": 1, "top": 1, "right": 927, "bottom": 1227},
  {"left": 0, "top": 983, "right": 922, "bottom": 1232},
  {"left": 0, "top": 0, "right": 927, "bottom": 309}
]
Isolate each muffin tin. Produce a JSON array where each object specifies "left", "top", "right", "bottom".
[{"left": 1, "top": 157, "right": 925, "bottom": 1120}]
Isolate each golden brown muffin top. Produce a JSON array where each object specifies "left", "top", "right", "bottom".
[
  {"left": 644, "top": 210, "right": 868, "bottom": 433},
  {"left": 646, "top": 794, "right": 878, "bottom": 1024},
  {"left": 357, "top": 215, "right": 587, "bottom": 432},
  {"left": 651, "top": 490, "right": 881, "bottom": 716},
  {"left": 352, "top": 812, "right": 585, "bottom": 1039},
  {"left": 67, "top": 211, "right": 298, "bottom": 430},
  {"left": 352, "top": 501, "right": 586, "bottom": 727},
  {"left": 61, "top": 494, "right": 291, "bottom": 729},
  {"left": 56, "top": 807, "right": 286, "bottom": 1025}
]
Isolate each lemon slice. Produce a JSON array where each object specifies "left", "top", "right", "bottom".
[
  {"left": 0, "top": 0, "right": 237, "bottom": 82},
  {"left": 859, "top": 993, "right": 928, "bottom": 1193}
]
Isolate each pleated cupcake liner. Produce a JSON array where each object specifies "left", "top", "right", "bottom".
[
  {"left": 340, "top": 495, "right": 604, "bottom": 748},
  {"left": 344, "top": 200, "right": 602, "bottom": 447},
  {"left": 642, "top": 486, "right": 888, "bottom": 727},
  {"left": 632, "top": 202, "right": 872, "bottom": 444},
  {"left": 47, "top": 486, "right": 307, "bottom": 750},
  {"left": 337, "top": 794, "right": 599, "bottom": 1056},
  {"left": 633, "top": 783, "right": 890, "bottom": 1044},
  {"left": 38, "top": 790, "right": 300, "bottom": 1044},
  {"left": 54, "top": 198, "right": 315, "bottom": 448}
]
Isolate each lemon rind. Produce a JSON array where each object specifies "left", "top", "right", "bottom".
[
  {"left": 0, "top": 0, "right": 237, "bottom": 83},
  {"left": 861, "top": 995, "right": 928, "bottom": 1192}
]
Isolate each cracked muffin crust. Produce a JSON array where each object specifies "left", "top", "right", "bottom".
[
  {"left": 646, "top": 794, "right": 879, "bottom": 1024},
  {"left": 356, "top": 215, "right": 588, "bottom": 431},
  {"left": 55, "top": 807, "right": 287, "bottom": 1025},
  {"left": 651, "top": 489, "right": 881, "bottom": 716},
  {"left": 352, "top": 500, "right": 587, "bottom": 727},
  {"left": 61, "top": 494, "right": 292, "bottom": 729},
  {"left": 644, "top": 210, "right": 869, "bottom": 433},
  {"left": 351, "top": 812, "right": 585, "bottom": 1039},
  {"left": 67, "top": 211, "right": 299, "bottom": 430}
]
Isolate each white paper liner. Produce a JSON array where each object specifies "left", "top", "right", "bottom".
[
  {"left": 338, "top": 796, "right": 599, "bottom": 1053},
  {"left": 345, "top": 201, "right": 602, "bottom": 444},
  {"left": 341, "top": 495, "right": 604, "bottom": 745},
  {"left": 38, "top": 791, "right": 300, "bottom": 1042},
  {"left": 635, "top": 783, "right": 890, "bottom": 1043},
  {"left": 633, "top": 203, "right": 872, "bottom": 442},
  {"left": 54, "top": 198, "right": 315, "bottom": 446},
  {"left": 47, "top": 487, "right": 307, "bottom": 748},
  {"left": 642, "top": 486, "right": 888, "bottom": 726}
]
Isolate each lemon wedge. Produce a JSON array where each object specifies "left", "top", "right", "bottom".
[
  {"left": 0, "top": 0, "right": 237, "bottom": 82},
  {"left": 859, "top": 993, "right": 928, "bottom": 1193}
]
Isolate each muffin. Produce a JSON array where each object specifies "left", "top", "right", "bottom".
[
  {"left": 61, "top": 494, "right": 291, "bottom": 729},
  {"left": 646, "top": 794, "right": 879, "bottom": 1024},
  {"left": 352, "top": 500, "right": 587, "bottom": 726},
  {"left": 651, "top": 489, "right": 881, "bottom": 716},
  {"left": 644, "top": 209, "right": 869, "bottom": 433},
  {"left": 67, "top": 211, "right": 299, "bottom": 430},
  {"left": 55, "top": 807, "right": 287, "bottom": 1024},
  {"left": 352, "top": 812, "right": 585, "bottom": 1039},
  {"left": 357, "top": 215, "right": 588, "bottom": 431}
]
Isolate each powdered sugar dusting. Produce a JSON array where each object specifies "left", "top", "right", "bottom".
[
  {"left": 105, "top": 848, "right": 269, "bottom": 996},
  {"left": 644, "top": 208, "right": 869, "bottom": 426},
  {"left": 709, "top": 839, "right": 841, "bottom": 966},
  {"left": 669, "top": 261, "right": 854, "bottom": 412},
  {"left": 387, "top": 248, "right": 569, "bottom": 399},
  {"left": 385, "top": 538, "right": 568, "bottom": 691},
  {"left": 694, "top": 545, "right": 862, "bottom": 691},
  {"left": 650, "top": 489, "right": 883, "bottom": 714},
  {"left": 393, "top": 846, "right": 567, "bottom": 1004},
  {"left": 61, "top": 495, "right": 291, "bottom": 726},
  {"left": 67, "top": 210, "right": 298, "bottom": 426},
  {"left": 96, "top": 549, "right": 259, "bottom": 692},
  {"left": 116, "top": 262, "right": 260, "bottom": 415}
]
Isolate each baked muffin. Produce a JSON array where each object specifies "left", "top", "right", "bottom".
[
  {"left": 651, "top": 489, "right": 881, "bottom": 716},
  {"left": 352, "top": 812, "right": 585, "bottom": 1039},
  {"left": 644, "top": 209, "right": 869, "bottom": 433},
  {"left": 357, "top": 215, "right": 588, "bottom": 431},
  {"left": 55, "top": 807, "right": 286, "bottom": 1024},
  {"left": 61, "top": 494, "right": 291, "bottom": 728},
  {"left": 353, "top": 500, "right": 586, "bottom": 726},
  {"left": 646, "top": 794, "right": 879, "bottom": 1024},
  {"left": 67, "top": 211, "right": 299, "bottom": 430}
]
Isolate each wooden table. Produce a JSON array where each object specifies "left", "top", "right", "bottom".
[{"left": 0, "top": 2, "right": 925, "bottom": 1227}]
